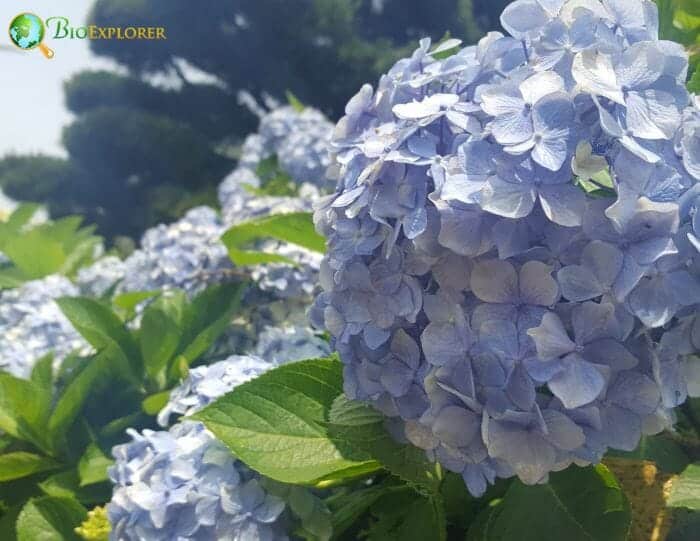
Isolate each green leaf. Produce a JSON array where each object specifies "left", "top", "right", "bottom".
[
  {"left": 0, "top": 503, "right": 22, "bottom": 540},
  {"left": 666, "top": 509, "right": 700, "bottom": 540},
  {"left": 39, "top": 471, "right": 111, "bottom": 505},
  {"left": 689, "top": 69, "right": 700, "bottom": 94},
  {"left": 16, "top": 496, "right": 86, "bottom": 541},
  {"left": 0, "top": 373, "right": 51, "bottom": 450},
  {"left": 139, "top": 303, "right": 181, "bottom": 381},
  {"left": 327, "top": 395, "right": 442, "bottom": 494},
  {"left": 364, "top": 490, "right": 447, "bottom": 541},
  {"left": 5, "top": 203, "right": 41, "bottom": 231},
  {"left": 2, "top": 230, "right": 67, "bottom": 279},
  {"left": 465, "top": 499, "right": 503, "bottom": 541},
  {"left": 286, "top": 90, "right": 306, "bottom": 112},
  {"left": 221, "top": 212, "right": 325, "bottom": 266},
  {"left": 0, "top": 212, "right": 101, "bottom": 282},
  {"left": 668, "top": 464, "right": 700, "bottom": 510},
  {"left": 0, "top": 452, "right": 60, "bottom": 482},
  {"left": 30, "top": 353, "right": 54, "bottom": 389},
  {"left": 77, "top": 444, "right": 112, "bottom": 487},
  {"left": 0, "top": 266, "right": 28, "bottom": 288},
  {"left": 577, "top": 177, "right": 616, "bottom": 198},
  {"left": 193, "top": 357, "right": 380, "bottom": 484},
  {"left": 606, "top": 434, "right": 690, "bottom": 473},
  {"left": 430, "top": 32, "right": 462, "bottom": 60},
  {"left": 56, "top": 297, "right": 138, "bottom": 363},
  {"left": 48, "top": 347, "right": 131, "bottom": 448},
  {"left": 286, "top": 486, "right": 332, "bottom": 541},
  {"left": 175, "top": 282, "right": 245, "bottom": 367},
  {"left": 466, "top": 464, "right": 631, "bottom": 541},
  {"left": 440, "top": 472, "right": 477, "bottom": 532},
  {"left": 677, "top": 0, "right": 700, "bottom": 17},
  {"left": 112, "top": 290, "right": 159, "bottom": 320},
  {"left": 142, "top": 390, "right": 172, "bottom": 415},
  {"left": 326, "top": 484, "right": 394, "bottom": 538}
]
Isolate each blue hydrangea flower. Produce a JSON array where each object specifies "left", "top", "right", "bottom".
[
  {"left": 312, "top": 0, "right": 700, "bottom": 496},
  {"left": 108, "top": 422, "right": 288, "bottom": 541},
  {"left": 77, "top": 255, "right": 127, "bottom": 297},
  {"left": 118, "top": 206, "right": 232, "bottom": 297},
  {"left": 254, "top": 325, "right": 331, "bottom": 365},
  {"left": 111, "top": 355, "right": 289, "bottom": 540},
  {"left": 218, "top": 102, "right": 333, "bottom": 228},
  {"left": 0, "top": 275, "right": 90, "bottom": 378},
  {"left": 157, "top": 355, "right": 275, "bottom": 428}
]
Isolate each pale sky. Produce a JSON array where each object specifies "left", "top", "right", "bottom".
[{"left": 0, "top": 0, "right": 120, "bottom": 157}]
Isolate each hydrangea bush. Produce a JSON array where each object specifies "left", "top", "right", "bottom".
[
  {"left": 2, "top": 2, "right": 700, "bottom": 540},
  {"left": 311, "top": 0, "right": 700, "bottom": 495}
]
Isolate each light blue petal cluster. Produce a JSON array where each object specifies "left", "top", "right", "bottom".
[
  {"left": 157, "top": 355, "right": 275, "bottom": 427},
  {"left": 218, "top": 103, "right": 333, "bottom": 228},
  {"left": 108, "top": 421, "right": 288, "bottom": 541},
  {"left": 0, "top": 275, "right": 90, "bottom": 378},
  {"left": 77, "top": 255, "right": 127, "bottom": 297},
  {"left": 118, "top": 206, "right": 232, "bottom": 297},
  {"left": 254, "top": 325, "right": 331, "bottom": 365},
  {"left": 110, "top": 357, "right": 288, "bottom": 540},
  {"left": 313, "top": 0, "right": 700, "bottom": 496},
  {"left": 217, "top": 103, "right": 331, "bottom": 301}
]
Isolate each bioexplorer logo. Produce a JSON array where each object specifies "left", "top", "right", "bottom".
[{"left": 8, "top": 12, "right": 167, "bottom": 59}]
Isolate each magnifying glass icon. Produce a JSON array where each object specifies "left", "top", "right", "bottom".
[{"left": 8, "top": 13, "right": 54, "bottom": 59}]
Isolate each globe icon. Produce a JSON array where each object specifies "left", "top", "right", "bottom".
[{"left": 8, "top": 13, "right": 54, "bottom": 58}]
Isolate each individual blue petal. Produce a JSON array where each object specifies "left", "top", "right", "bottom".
[
  {"left": 601, "top": 405, "right": 642, "bottom": 451},
  {"left": 471, "top": 259, "right": 519, "bottom": 304},
  {"left": 582, "top": 339, "right": 638, "bottom": 371},
  {"left": 519, "top": 261, "right": 559, "bottom": 307},
  {"left": 538, "top": 183, "right": 586, "bottom": 226},
  {"left": 626, "top": 90, "right": 681, "bottom": 140},
  {"left": 608, "top": 371, "right": 660, "bottom": 414},
  {"left": 557, "top": 265, "right": 605, "bottom": 302},
  {"left": 571, "top": 302, "right": 618, "bottom": 345},
  {"left": 432, "top": 406, "right": 480, "bottom": 447},
  {"left": 572, "top": 50, "right": 625, "bottom": 105},
  {"left": 655, "top": 360, "right": 688, "bottom": 408},
  {"left": 548, "top": 354, "right": 606, "bottom": 409},
  {"left": 487, "top": 420, "right": 555, "bottom": 485},
  {"left": 506, "top": 364, "right": 537, "bottom": 410},
  {"left": 541, "top": 409, "right": 585, "bottom": 451},
  {"left": 527, "top": 312, "right": 576, "bottom": 359},
  {"left": 500, "top": 0, "right": 548, "bottom": 39},
  {"left": 584, "top": 241, "right": 624, "bottom": 290},
  {"left": 480, "top": 177, "right": 537, "bottom": 219},
  {"left": 422, "top": 322, "right": 469, "bottom": 366},
  {"left": 627, "top": 276, "right": 675, "bottom": 328}
]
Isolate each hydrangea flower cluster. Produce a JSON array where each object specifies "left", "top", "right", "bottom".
[
  {"left": 117, "top": 206, "right": 232, "bottom": 297},
  {"left": 0, "top": 275, "right": 89, "bottom": 378},
  {"left": 254, "top": 325, "right": 331, "bottom": 365},
  {"left": 108, "top": 422, "right": 288, "bottom": 541},
  {"left": 217, "top": 104, "right": 330, "bottom": 302},
  {"left": 157, "top": 355, "right": 275, "bottom": 427},
  {"left": 312, "top": 0, "right": 700, "bottom": 496},
  {"left": 218, "top": 103, "right": 333, "bottom": 226},
  {"left": 109, "top": 356, "right": 288, "bottom": 540},
  {"left": 77, "top": 255, "right": 127, "bottom": 297}
]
